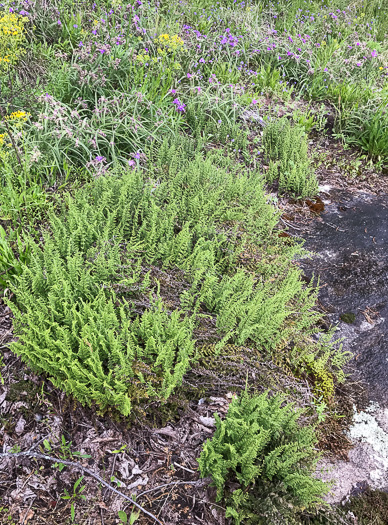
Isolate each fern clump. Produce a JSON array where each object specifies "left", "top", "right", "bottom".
[
  {"left": 263, "top": 118, "right": 318, "bottom": 198},
  {"left": 198, "top": 391, "right": 329, "bottom": 523},
  {"left": 8, "top": 167, "right": 202, "bottom": 416},
  {"left": 7, "top": 141, "right": 339, "bottom": 417},
  {"left": 11, "top": 278, "right": 195, "bottom": 416}
]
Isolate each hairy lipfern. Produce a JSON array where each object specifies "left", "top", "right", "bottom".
[
  {"left": 198, "top": 391, "right": 329, "bottom": 523},
  {"left": 8, "top": 143, "right": 337, "bottom": 416},
  {"left": 263, "top": 118, "right": 318, "bottom": 198}
]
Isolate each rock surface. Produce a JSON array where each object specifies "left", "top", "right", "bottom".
[
  {"left": 302, "top": 189, "right": 388, "bottom": 403},
  {"left": 302, "top": 189, "right": 388, "bottom": 501}
]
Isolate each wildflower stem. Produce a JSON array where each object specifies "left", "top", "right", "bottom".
[{"left": 1, "top": 111, "right": 22, "bottom": 166}]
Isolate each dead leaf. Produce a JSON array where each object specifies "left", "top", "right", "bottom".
[
  {"left": 155, "top": 426, "right": 178, "bottom": 439},
  {"left": 198, "top": 416, "right": 215, "bottom": 428},
  {"left": 126, "top": 475, "right": 149, "bottom": 492},
  {"left": 20, "top": 509, "right": 34, "bottom": 523},
  {"left": 92, "top": 437, "right": 119, "bottom": 444},
  {"left": 132, "top": 465, "right": 143, "bottom": 476},
  {"left": 15, "top": 417, "right": 26, "bottom": 435}
]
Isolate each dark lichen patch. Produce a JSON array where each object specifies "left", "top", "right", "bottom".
[{"left": 339, "top": 312, "right": 356, "bottom": 324}]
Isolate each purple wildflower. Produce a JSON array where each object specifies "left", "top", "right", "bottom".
[{"left": 173, "top": 98, "right": 186, "bottom": 113}]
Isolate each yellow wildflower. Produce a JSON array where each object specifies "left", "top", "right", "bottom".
[
  {"left": 5, "top": 110, "right": 31, "bottom": 122},
  {"left": 155, "top": 33, "right": 184, "bottom": 52},
  {"left": 0, "top": 13, "right": 28, "bottom": 70},
  {"left": 135, "top": 53, "right": 150, "bottom": 64}
]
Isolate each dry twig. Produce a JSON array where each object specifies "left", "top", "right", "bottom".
[
  {"left": 138, "top": 480, "right": 202, "bottom": 498},
  {"left": 0, "top": 450, "right": 164, "bottom": 525}
]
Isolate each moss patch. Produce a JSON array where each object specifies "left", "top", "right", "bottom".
[{"left": 339, "top": 312, "right": 356, "bottom": 324}]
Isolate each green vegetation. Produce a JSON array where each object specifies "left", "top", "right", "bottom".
[
  {"left": 263, "top": 117, "right": 318, "bottom": 197},
  {"left": 8, "top": 145, "right": 343, "bottom": 417},
  {"left": 342, "top": 489, "right": 388, "bottom": 525},
  {"left": 0, "top": 0, "right": 386, "bottom": 521},
  {"left": 198, "top": 391, "right": 329, "bottom": 523},
  {"left": 0, "top": 12, "right": 28, "bottom": 69}
]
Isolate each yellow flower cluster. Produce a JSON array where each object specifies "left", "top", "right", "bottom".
[
  {"left": 136, "top": 53, "right": 161, "bottom": 66},
  {"left": 0, "top": 13, "right": 28, "bottom": 69},
  {"left": 136, "top": 53, "right": 150, "bottom": 64},
  {"left": 135, "top": 50, "right": 182, "bottom": 74},
  {"left": 0, "top": 110, "right": 30, "bottom": 161},
  {"left": 5, "top": 110, "right": 31, "bottom": 122},
  {"left": 156, "top": 33, "right": 184, "bottom": 52}
]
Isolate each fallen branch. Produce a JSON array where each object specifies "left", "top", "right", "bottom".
[
  {"left": 0, "top": 451, "right": 163, "bottom": 525},
  {"left": 279, "top": 217, "right": 304, "bottom": 232},
  {"left": 138, "top": 480, "right": 203, "bottom": 498}
]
